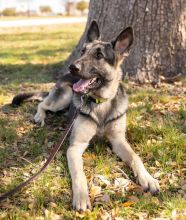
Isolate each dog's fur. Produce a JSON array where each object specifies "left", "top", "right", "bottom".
[{"left": 12, "top": 21, "right": 159, "bottom": 211}]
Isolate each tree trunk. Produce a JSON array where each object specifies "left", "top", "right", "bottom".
[{"left": 61, "top": 0, "right": 186, "bottom": 83}]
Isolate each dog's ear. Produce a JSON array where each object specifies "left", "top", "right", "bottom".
[
  {"left": 86, "top": 20, "right": 100, "bottom": 43},
  {"left": 112, "top": 27, "right": 133, "bottom": 56}
]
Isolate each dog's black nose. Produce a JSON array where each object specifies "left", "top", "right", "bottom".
[{"left": 69, "top": 64, "right": 80, "bottom": 73}]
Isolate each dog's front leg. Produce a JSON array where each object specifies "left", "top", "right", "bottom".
[
  {"left": 109, "top": 137, "right": 159, "bottom": 194},
  {"left": 67, "top": 116, "right": 97, "bottom": 211},
  {"left": 107, "top": 118, "right": 160, "bottom": 195}
]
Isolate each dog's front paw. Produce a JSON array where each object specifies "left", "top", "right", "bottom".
[
  {"left": 73, "top": 188, "right": 91, "bottom": 211},
  {"left": 137, "top": 171, "right": 160, "bottom": 195},
  {"left": 34, "top": 111, "right": 46, "bottom": 127}
]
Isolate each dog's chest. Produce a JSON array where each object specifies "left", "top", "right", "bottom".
[
  {"left": 73, "top": 85, "right": 128, "bottom": 127},
  {"left": 89, "top": 101, "right": 112, "bottom": 126},
  {"left": 96, "top": 125, "right": 107, "bottom": 137}
]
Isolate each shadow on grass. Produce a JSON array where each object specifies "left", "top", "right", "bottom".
[
  {"left": 0, "top": 47, "right": 71, "bottom": 60},
  {"left": 0, "top": 62, "right": 65, "bottom": 86},
  {"left": 0, "top": 103, "right": 71, "bottom": 196},
  {"left": 0, "top": 60, "right": 70, "bottom": 200}
]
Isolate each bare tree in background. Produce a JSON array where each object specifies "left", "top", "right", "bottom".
[
  {"left": 76, "top": 1, "right": 89, "bottom": 15},
  {"left": 40, "top": 6, "right": 52, "bottom": 14},
  {"left": 61, "top": 0, "right": 186, "bottom": 83}
]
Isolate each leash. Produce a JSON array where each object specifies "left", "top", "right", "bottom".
[{"left": 0, "top": 102, "right": 82, "bottom": 202}]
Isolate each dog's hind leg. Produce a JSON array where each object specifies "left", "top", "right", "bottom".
[{"left": 34, "top": 84, "right": 73, "bottom": 126}]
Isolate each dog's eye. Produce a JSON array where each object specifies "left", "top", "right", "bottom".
[
  {"left": 81, "top": 48, "right": 86, "bottom": 55},
  {"left": 95, "top": 51, "right": 104, "bottom": 60}
]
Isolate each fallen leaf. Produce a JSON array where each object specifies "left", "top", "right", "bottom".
[
  {"left": 75, "top": 210, "right": 91, "bottom": 219},
  {"left": 49, "top": 202, "right": 57, "bottom": 208},
  {"left": 35, "top": 217, "right": 44, "bottom": 220},
  {"left": 171, "top": 209, "right": 186, "bottom": 220},
  {"left": 114, "top": 178, "right": 130, "bottom": 188},
  {"left": 96, "top": 193, "right": 111, "bottom": 203},
  {"left": 83, "top": 153, "right": 96, "bottom": 165},
  {"left": 98, "top": 208, "right": 111, "bottom": 220},
  {"left": 155, "top": 161, "right": 161, "bottom": 167},
  {"left": 95, "top": 175, "right": 111, "bottom": 186},
  {"left": 44, "top": 209, "right": 62, "bottom": 220},
  {"left": 75, "top": 211, "right": 86, "bottom": 219},
  {"left": 83, "top": 153, "right": 96, "bottom": 160},
  {"left": 111, "top": 207, "right": 120, "bottom": 218},
  {"left": 136, "top": 212, "right": 148, "bottom": 220},
  {"left": 122, "top": 201, "right": 135, "bottom": 207},
  {"left": 90, "top": 185, "right": 101, "bottom": 200},
  {"left": 0, "top": 212, "right": 7, "bottom": 218},
  {"left": 127, "top": 195, "right": 139, "bottom": 203}
]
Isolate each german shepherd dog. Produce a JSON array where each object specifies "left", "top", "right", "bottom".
[{"left": 12, "top": 21, "right": 159, "bottom": 211}]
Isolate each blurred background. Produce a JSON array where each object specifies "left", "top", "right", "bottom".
[{"left": 0, "top": 0, "right": 89, "bottom": 18}]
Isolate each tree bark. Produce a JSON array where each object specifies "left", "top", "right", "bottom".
[{"left": 61, "top": 0, "right": 186, "bottom": 83}]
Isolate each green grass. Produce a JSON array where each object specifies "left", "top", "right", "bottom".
[{"left": 0, "top": 25, "right": 186, "bottom": 219}]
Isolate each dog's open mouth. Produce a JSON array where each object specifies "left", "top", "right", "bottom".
[{"left": 73, "top": 77, "right": 101, "bottom": 93}]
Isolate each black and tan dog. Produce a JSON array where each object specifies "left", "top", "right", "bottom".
[{"left": 12, "top": 20, "right": 159, "bottom": 211}]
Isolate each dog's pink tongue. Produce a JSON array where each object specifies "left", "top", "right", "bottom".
[{"left": 73, "top": 79, "right": 91, "bottom": 92}]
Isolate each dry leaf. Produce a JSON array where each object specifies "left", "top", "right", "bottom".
[
  {"left": 171, "top": 209, "right": 186, "bottom": 220},
  {"left": 127, "top": 195, "right": 139, "bottom": 203},
  {"left": 35, "top": 217, "right": 44, "bottom": 220},
  {"left": 49, "top": 202, "right": 57, "bottom": 208},
  {"left": 96, "top": 194, "right": 111, "bottom": 203},
  {"left": 95, "top": 175, "right": 111, "bottom": 186},
  {"left": 83, "top": 153, "right": 96, "bottom": 166},
  {"left": 154, "top": 171, "right": 164, "bottom": 178},
  {"left": 90, "top": 185, "right": 101, "bottom": 200},
  {"left": 111, "top": 207, "right": 120, "bottom": 218},
  {"left": 98, "top": 208, "right": 111, "bottom": 220},
  {"left": 114, "top": 178, "right": 130, "bottom": 187},
  {"left": 136, "top": 212, "right": 148, "bottom": 220},
  {"left": 83, "top": 153, "right": 96, "bottom": 160},
  {"left": 75, "top": 211, "right": 86, "bottom": 219},
  {"left": 0, "top": 212, "right": 7, "bottom": 219},
  {"left": 75, "top": 210, "right": 91, "bottom": 219},
  {"left": 44, "top": 209, "right": 62, "bottom": 220},
  {"left": 155, "top": 161, "right": 161, "bottom": 167},
  {"left": 122, "top": 201, "right": 135, "bottom": 207}
]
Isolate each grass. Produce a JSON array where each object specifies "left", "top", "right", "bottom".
[{"left": 0, "top": 25, "right": 186, "bottom": 219}]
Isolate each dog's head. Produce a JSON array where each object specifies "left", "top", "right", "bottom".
[{"left": 70, "top": 20, "right": 133, "bottom": 99}]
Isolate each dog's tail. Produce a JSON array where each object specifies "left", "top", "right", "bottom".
[{"left": 12, "top": 92, "right": 49, "bottom": 106}]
